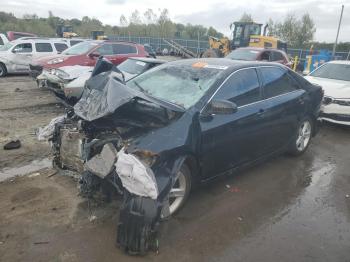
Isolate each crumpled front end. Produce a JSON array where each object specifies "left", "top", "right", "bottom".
[{"left": 321, "top": 97, "right": 350, "bottom": 125}]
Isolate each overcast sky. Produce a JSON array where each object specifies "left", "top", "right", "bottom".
[{"left": 1, "top": 0, "right": 349, "bottom": 42}]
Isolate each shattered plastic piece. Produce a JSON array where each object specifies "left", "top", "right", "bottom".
[
  {"left": 115, "top": 149, "right": 158, "bottom": 200},
  {"left": 225, "top": 184, "right": 231, "bottom": 189},
  {"left": 28, "top": 172, "right": 40, "bottom": 178},
  {"left": 37, "top": 115, "right": 65, "bottom": 141},
  {"left": 85, "top": 143, "right": 118, "bottom": 179},
  {"left": 89, "top": 215, "right": 97, "bottom": 222},
  {"left": 346, "top": 194, "right": 349, "bottom": 198},
  {"left": 237, "top": 216, "right": 243, "bottom": 221},
  {"left": 3, "top": 140, "right": 21, "bottom": 150}
]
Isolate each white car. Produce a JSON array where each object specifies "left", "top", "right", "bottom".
[
  {"left": 0, "top": 38, "right": 70, "bottom": 77},
  {"left": 305, "top": 60, "right": 350, "bottom": 125}
]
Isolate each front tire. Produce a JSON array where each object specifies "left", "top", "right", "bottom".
[
  {"left": 161, "top": 163, "right": 192, "bottom": 219},
  {"left": 289, "top": 117, "right": 313, "bottom": 156},
  {"left": 0, "top": 63, "right": 7, "bottom": 77}
]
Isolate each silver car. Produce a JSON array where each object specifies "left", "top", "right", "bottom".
[{"left": 0, "top": 38, "right": 70, "bottom": 77}]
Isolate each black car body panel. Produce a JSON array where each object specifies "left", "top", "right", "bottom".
[{"left": 51, "top": 58, "right": 323, "bottom": 255}]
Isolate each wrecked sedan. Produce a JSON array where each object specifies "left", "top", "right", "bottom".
[{"left": 51, "top": 58, "right": 323, "bottom": 254}]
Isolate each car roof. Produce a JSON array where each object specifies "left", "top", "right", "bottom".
[
  {"left": 167, "top": 58, "right": 286, "bottom": 71},
  {"left": 128, "top": 57, "right": 167, "bottom": 64},
  {"left": 328, "top": 60, "right": 350, "bottom": 65}
]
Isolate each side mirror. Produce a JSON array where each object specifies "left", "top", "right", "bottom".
[
  {"left": 206, "top": 99, "right": 238, "bottom": 115},
  {"left": 89, "top": 52, "right": 100, "bottom": 59}
]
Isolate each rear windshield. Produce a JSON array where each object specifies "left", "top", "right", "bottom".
[
  {"left": 62, "top": 41, "right": 98, "bottom": 55},
  {"left": 226, "top": 49, "right": 259, "bottom": 61},
  {"left": 127, "top": 63, "right": 225, "bottom": 109},
  {"left": 310, "top": 63, "right": 350, "bottom": 81},
  {"left": 118, "top": 59, "right": 150, "bottom": 75}
]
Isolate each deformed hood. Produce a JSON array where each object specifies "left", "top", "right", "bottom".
[{"left": 74, "top": 71, "right": 183, "bottom": 122}]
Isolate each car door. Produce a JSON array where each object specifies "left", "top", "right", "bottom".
[
  {"left": 200, "top": 68, "right": 270, "bottom": 179},
  {"left": 258, "top": 66, "right": 306, "bottom": 152},
  {"left": 10, "top": 42, "right": 33, "bottom": 71}
]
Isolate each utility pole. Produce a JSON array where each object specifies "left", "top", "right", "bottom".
[{"left": 332, "top": 5, "right": 344, "bottom": 58}]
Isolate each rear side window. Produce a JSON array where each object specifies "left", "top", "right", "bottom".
[
  {"left": 214, "top": 68, "right": 261, "bottom": 107},
  {"left": 70, "top": 40, "right": 82, "bottom": 46},
  {"left": 54, "top": 43, "right": 68, "bottom": 52},
  {"left": 113, "top": 44, "right": 137, "bottom": 54},
  {"left": 12, "top": 43, "right": 32, "bottom": 53},
  {"left": 35, "top": 43, "right": 53, "bottom": 52},
  {"left": 260, "top": 67, "right": 300, "bottom": 98},
  {"left": 271, "top": 51, "right": 284, "bottom": 61},
  {"left": 96, "top": 44, "right": 114, "bottom": 55}
]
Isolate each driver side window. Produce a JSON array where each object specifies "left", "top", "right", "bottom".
[
  {"left": 214, "top": 68, "right": 261, "bottom": 107},
  {"left": 12, "top": 43, "right": 32, "bottom": 53}
]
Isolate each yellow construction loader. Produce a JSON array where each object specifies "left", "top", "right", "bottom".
[{"left": 202, "top": 22, "right": 286, "bottom": 57}]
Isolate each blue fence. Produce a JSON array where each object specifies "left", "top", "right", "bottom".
[{"left": 108, "top": 35, "right": 350, "bottom": 60}]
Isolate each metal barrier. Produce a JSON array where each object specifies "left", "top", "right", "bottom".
[{"left": 108, "top": 35, "right": 350, "bottom": 60}]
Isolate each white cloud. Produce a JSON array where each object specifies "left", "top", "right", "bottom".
[{"left": 1, "top": 0, "right": 349, "bottom": 42}]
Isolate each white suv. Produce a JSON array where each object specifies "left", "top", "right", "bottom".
[{"left": 0, "top": 38, "right": 70, "bottom": 77}]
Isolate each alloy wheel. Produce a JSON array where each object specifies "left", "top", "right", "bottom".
[{"left": 296, "top": 120, "right": 312, "bottom": 152}]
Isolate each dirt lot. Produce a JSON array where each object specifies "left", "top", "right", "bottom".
[{"left": 0, "top": 76, "right": 350, "bottom": 262}]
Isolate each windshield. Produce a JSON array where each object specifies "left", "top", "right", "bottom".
[
  {"left": 118, "top": 59, "right": 150, "bottom": 75},
  {"left": 62, "top": 41, "right": 98, "bottom": 55},
  {"left": 0, "top": 42, "right": 13, "bottom": 51},
  {"left": 310, "top": 63, "right": 350, "bottom": 82},
  {"left": 226, "top": 49, "right": 259, "bottom": 61},
  {"left": 126, "top": 63, "right": 224, "bottom": 109}
]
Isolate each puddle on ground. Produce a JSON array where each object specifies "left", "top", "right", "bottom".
[{"left": 0, "top": 158, "right": 52, "bottom": 182}]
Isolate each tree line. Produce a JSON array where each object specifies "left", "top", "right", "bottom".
[
  {"left": 0, "top": 10, "right": 349, "bottom": 51},
  {"left": 0, "top": 9, "right": 224, "bottom": 41}
]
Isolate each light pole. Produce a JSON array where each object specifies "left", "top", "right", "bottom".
[{"left": 332, "top": 5, "right": 344, "bottom": 58}]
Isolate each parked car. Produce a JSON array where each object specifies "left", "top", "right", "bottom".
[
  {"left": 29, "top": 40, "right": 148, "bottom": 78},
  {"left": 49, "top": 58, "right": 323, "bottom": 254},
  {"left": 304, "top": 60, "right": 350, "bottom": 125},
  {"left": 64, "top": 57, "right": 167, "bottom": 102},
  {"left": 37, "top": 57, "right": 166, "bottom": 105},
  {"left": 226, "top": 47, "right": 292, "bottom": 67},
  {"left": 0, "top": 38, "right": 69, "bottom": 77}
]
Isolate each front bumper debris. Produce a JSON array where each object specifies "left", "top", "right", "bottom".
[{"left": 117, "top": 192, "right": 160, "bottom": 255}]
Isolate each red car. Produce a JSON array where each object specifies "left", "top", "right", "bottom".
[
  {"left": 226, "top": 47, "right": 292, "bottom": 67},
  {"left": 31, "top": 40, "right": 148, "bottom": 75}
]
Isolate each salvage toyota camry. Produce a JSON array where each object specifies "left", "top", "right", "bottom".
[{"left": 51, "top": 58, "right": 323, "bottom": 254}]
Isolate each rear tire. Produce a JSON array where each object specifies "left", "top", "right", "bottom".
[
  {"left": 0, "top": 63, "right": 7, "bottom": 77},
  {"left": 288, "top": 116, "right": 313, "bottom": 156}
]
